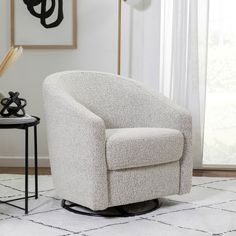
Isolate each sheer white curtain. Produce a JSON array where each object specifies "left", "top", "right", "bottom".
[{"left": 121, "top": 0, "right": 209, "bottom": 168}]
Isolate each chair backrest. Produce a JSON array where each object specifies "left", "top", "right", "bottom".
[{"left": 45, "top": 71, "right": 162, "bottom": 128}]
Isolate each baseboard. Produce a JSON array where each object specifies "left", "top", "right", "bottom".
[
  {"left": 0, "top": 156, "right": 50, "bottom": 167},
  {"left": 201, "top": 164, "right": 236, "bottom": 170}
]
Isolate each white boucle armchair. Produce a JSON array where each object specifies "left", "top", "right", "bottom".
[{"left": 43, "top": 71, "right": 192, "bottom": 213}]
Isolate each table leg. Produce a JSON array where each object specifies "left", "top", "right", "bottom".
[
  {"left": 25, "top": 127, "right": 29, "bottom": 214},
  {"left": 34, "top": 126, "right": 38, "bottom": 199}
]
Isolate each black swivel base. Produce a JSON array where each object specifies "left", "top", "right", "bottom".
[{"left": 62, "top": 199, "right": 160, "bottom": 217}]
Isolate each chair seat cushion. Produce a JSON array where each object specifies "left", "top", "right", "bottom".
[{"left": 105, "top": 128, "right": 184, "bottom": 171}]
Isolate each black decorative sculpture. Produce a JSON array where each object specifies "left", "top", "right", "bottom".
[
  {"left": 0, "top": 92, "right": 27, "bottom": 117},
  {"left": 23, "top": 0, "right": 64, "bottom": 29}
]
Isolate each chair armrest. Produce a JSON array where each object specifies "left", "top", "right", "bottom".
[
  {"left": 43, "top": 85, "right": 108, "bottom": 210},
  {"left": 156, "top": 95, "right": 192, "bottom": 194}
]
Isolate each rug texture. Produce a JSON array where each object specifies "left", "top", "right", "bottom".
[{"left": 0, "top": 175, "right": 236, "bottom": 236}]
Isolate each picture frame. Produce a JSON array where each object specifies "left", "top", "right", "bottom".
[{"left": 10, "top": 0, "right": 77, "bottom": 49}]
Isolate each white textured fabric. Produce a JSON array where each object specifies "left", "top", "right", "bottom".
[
  {"left": 43, "top": 71, "right": 192, "bottom": 210},
  {"left": 43, "top": 80, "right": 108, "bottom": 211},
  {"left": 108, "top": 162, "right": 180, "bottom": 207},
  {"left": 106, "top": 128, "right": 184, "bottom": 170}
]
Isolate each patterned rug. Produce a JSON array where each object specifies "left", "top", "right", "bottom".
[{"left": 0, "top": 174, "right": 236, "bottom": 236}]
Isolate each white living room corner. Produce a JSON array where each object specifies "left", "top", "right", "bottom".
[{"left": 0, "top": 0, "right": 235, "bottom": 235}]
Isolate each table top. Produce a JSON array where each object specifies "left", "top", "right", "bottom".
[{"left": 0, "top": 116, "right": 40, "bottom": 129}]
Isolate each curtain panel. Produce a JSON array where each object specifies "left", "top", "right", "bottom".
[{"left": 121, "top": 0, "right": 209, "bottom": 168}]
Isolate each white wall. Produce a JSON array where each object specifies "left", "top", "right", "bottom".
[
  {"left": 121, "top": 0, "right": 161, "bottom": 90},
  {"left": 0, "top": 0, "right": 118, "bottom": 166}
]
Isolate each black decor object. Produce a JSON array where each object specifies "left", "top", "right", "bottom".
[
  {"left": 0, "top": 91, "right": 27, "bottom": 117},
  {"left": 23, "top": 0, "right": 64, "bottom": 29}
]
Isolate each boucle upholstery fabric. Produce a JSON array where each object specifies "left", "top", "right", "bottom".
[
  {"left": 108, "top": 162, "right": 180, "bottom": 207},
  {"left": 43, "top": 71, "right": 192, "bottom": 211},
  {"left": 43, "top": 83, "right": 108, "bottom": 210},
  {"left": 106, "top": 128, "right": 184, "bottom": 170}
]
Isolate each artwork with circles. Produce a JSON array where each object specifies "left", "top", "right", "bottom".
[{"left": 10, "top": 0, "right": 77, "bottom": 49}]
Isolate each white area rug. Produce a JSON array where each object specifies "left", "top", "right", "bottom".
[{"left": 0, "top": 175, "right": 236, "bottom": 236}]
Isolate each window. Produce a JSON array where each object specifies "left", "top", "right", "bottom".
[{"left": 203, "top": 0, "right": 236, "bottom": 165}]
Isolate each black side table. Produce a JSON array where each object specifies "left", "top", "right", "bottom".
[{"left": 0, "top": 116, "right": 40, "bottom": 214}]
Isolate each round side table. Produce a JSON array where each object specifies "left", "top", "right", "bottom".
[{"left": 0, "top": 116, "right": 40, "bottom": 214}]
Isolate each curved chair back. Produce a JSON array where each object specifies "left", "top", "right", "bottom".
[{"left": 45, "top": 71, "right": 164, "bottom": 129}]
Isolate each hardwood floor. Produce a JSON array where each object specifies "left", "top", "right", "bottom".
[
  {"left": 0, "top": 167, "right": 51, "bottom": 175},
  {"left": 0, "top": 168, "right": 235, "bottom": 177},
  {"left": 193, "top": 169, "right": 236, "bottom": 178}
]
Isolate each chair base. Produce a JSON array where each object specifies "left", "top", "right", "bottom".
[{"left": 62, "top": 199, "right": 160, "bottom": 217}]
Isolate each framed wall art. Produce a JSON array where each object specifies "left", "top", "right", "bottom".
[{"left": 10, "top": 0, "right": 77, "bottom": 49}]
